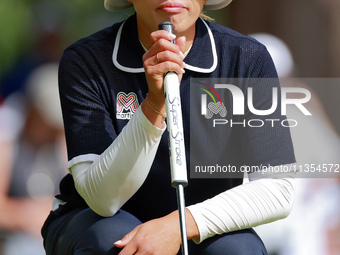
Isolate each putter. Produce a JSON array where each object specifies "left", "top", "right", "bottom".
[{"left": 158, "top": 21, "right": 189, "bottom": 255}]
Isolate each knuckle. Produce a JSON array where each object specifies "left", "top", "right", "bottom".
[
  {"left": 142, "top": 52, "right": 148, "bottom": 62},
  {"left": 143, "top": 58, "right": 152, "bottom": 69},
  {"left": 144, "top": 67, "right": 153, "bottom": 76},
  {"left": 140, "top": 244, "right": 153, "bottom": 255},
  {"left": 162, "top": 51, "right": 171, "bottom": 59},
  {"left": 134, "top": 235, "right": 144, "bottom": 246},
  {"left": 157, "top": 38, "right": 166, "bottom": 45},
  {"left": 173, "top": 44, "right": 180, "bottom": 52},
  {"left": 164, "top": 61, "right": 173, "bottom": 70},
  {"left": 157, "top": 39, "right": 169, "bottom": 50}
]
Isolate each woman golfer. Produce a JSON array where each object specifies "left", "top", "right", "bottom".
[{"left": 42, "top": 0, "right": 296, "bottom": 254}]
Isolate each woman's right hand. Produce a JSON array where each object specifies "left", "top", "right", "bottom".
[{"left": 142, "top": 31, "right": 186, "bottom": 107}]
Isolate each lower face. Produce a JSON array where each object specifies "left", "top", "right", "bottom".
[{"left": 128, "top": 0, "right": 204, "bottom": 37}]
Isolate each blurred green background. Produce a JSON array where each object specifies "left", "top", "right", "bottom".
[{"left": 0, "top": 0, "right": 133, "bottom": 80}]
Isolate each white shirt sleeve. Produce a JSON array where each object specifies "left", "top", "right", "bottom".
[
  {"left": 69, "top": 106, "right": 166, "bottom": 217},
  {"left": 187, "top": 171, "right": 295, "bottom": 243}
]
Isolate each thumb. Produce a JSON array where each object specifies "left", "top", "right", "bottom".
[{"left": 114, "top": 227, "right": 138, "bottom": 248}]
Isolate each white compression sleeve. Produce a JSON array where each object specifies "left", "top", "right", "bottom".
[
  {"left": 70, "top": 107, "right": 165, "bottom": 217},
  {"left": 187, "top": 173, "right": 295, "bottom": 243}
]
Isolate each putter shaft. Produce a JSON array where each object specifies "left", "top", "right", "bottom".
[{"left": 177, "top": 184, "right": 188, "bottom": 255}]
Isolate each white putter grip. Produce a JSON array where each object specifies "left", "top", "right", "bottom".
[
  {"left": 164, "top": 73, "right": 188, "bottom": 187},
  {"left": 158, "top": 21, "right": 188, "bottom": 187}
]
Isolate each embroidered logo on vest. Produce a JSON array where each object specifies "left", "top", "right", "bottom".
[{"left": 116, "top": 92, "right": 139, "bottom": 120}]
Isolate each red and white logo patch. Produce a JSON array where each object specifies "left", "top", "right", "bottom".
[{"left": 116, "top": 92, "right": 139, "bottom": 120}]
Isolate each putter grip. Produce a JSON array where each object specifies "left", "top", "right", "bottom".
[
  {"left": 158, "top": 21, "right": 175, "bottom": 43},
  {"left": 158, "top": 22, "right": 188, "bottom": 187}
]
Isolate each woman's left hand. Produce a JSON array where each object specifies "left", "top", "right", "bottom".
[{"left": 115, "top": 212, "right": 182, "bottom": 255}]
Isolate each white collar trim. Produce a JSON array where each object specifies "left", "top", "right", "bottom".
[
  {"left": 185, "top": 18, "right": 218, "bottom": 73},
  {"left": 112, "top": 18, "right": 217, "bottom": 74},
  {"left": 112, "top": 20, "right": 145, "bottom": 73}
]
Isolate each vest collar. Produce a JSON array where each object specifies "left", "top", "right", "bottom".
[{"left": 112, "top": 15, "right": 217, "bottom": 74}]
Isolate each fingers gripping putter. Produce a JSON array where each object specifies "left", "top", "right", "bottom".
[{"left": 158, "top": 22, "right": 189, "bottom": 255}]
